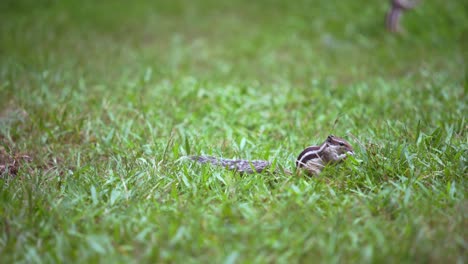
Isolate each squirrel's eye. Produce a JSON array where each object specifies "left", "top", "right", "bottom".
[{"left": 339, "top": 143, "right": 345, "bottom": 146}]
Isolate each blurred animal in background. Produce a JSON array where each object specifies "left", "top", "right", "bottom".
[{"left": 386, "top": 0, "right": 420, "bottom": 32}]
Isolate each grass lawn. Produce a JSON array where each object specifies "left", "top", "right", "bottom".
[{"left": 0, "top": 0, "right": 466, "bottom": 263}]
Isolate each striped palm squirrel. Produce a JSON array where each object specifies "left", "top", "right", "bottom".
[{"left": 188, "top": 135, "right": 354, "bottom": 175}]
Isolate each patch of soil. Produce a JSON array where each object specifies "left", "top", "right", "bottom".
[
  {"left": 0, "top": 145, "right": 32, "bottom": 178},
  {"left": 0, "top": 104, "right": 32, "bottom": 178}
]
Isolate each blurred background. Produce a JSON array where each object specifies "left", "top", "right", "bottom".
[{"left": 1, "top": 0, "right": 466, "bottom": 84}]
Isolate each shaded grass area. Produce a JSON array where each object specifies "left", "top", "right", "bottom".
[{"left": 0, "top": 0, "right": 466, "bottom": 263}]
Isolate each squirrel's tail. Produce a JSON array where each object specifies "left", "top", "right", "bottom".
[{"left": 187, "top": 155, "right": 271, "bottom": 173}]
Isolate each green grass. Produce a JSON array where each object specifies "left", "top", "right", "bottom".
[{"left": 0, "top": 0, "right": 466, "bottom": 263}]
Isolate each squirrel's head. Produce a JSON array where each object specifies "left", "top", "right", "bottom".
[{"left": 325, "top": 135, "right": 354, "bottom": 155}]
